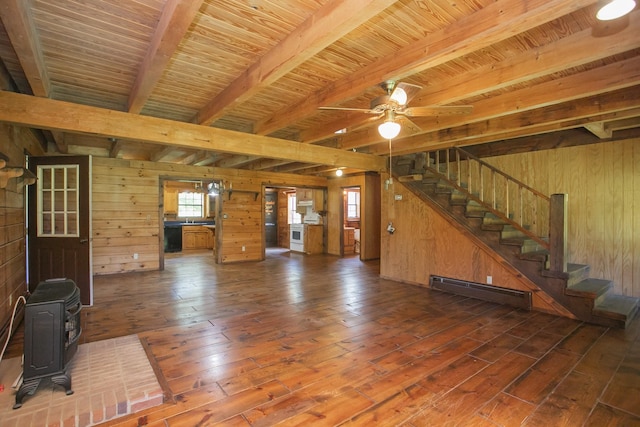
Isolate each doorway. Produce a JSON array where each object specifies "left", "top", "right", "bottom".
[
  {"left": 159, "top": 178, "right": 218, "bottom": 269},
  {"left": 342, "top": 186, "right": 360, "bottom": 257},
  {"left": 265, "top": 189, "right": 277, "bottom": 247},
  {"left": 28, "top": 155, "right": 93, "bottom": 305}
]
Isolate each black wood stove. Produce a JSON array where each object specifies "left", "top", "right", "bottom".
[{"left": 14, "top": 279, "right": 82, "bottom": 409}]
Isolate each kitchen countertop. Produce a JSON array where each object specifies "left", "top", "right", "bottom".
[{"left": 164, "top": 220, "right": 215, "bottom": 227}]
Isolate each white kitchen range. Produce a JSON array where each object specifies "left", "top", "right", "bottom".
[{"left": 290, "top": 188, "right": 324, "bottom": 254}]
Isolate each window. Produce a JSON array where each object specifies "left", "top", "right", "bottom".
[
  {"left": 178, "top": 192, "right": 204, "bottom": 217},
  {"left": 37, "top": 165, "right": 79, "bottom": 236},
  {"left": 288, "top": 193, "right": 301, "bottom": 224},
  {"left": 346, "top": 190, "right": 360, "bottom": 219}
]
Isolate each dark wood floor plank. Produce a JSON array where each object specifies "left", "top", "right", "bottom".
[
  {"left": 7, "top": 250, "right": 639, "bottom": 426},
  {"left": 524, "top": 370, "right": 605, "bottom": 426},
  {"left": 585, "top": 402, "right": 640, "bottom": 427},
  {"left": 406, "top": 351, "right": 536, "bottom": 425},
  {"left": 470, "top": 332, "right": 525, "bottom": 363},
  {"left": 506, "top": 349, "right": 582, "bottom": 404},
  {"left": 477, "top": 392, "right": 536, "bottom": 426},
  {"left": 358, "top": 337, "right": 483, "bottom": 403},
  {"left": 600, "top": 341, "right": 640, "bottom": 417},
  {"left": 166, "top": 379, "right": 290, "bottom": 426},
  {"left": 279, "top": 387, "right": 373, "bottom": 426}
]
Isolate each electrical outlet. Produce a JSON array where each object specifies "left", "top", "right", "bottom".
[
  {"left": 133, "top": 253, "right": 139, "bottom": 260},
  {"left": 394, "top": 194, "right": 403, "bottom": 200},
  {"left": 242, "top": 246, "right": 246, "bottom": 252},
  {"left": 486, "top": 275, "right": 493, "bottom": 284}
]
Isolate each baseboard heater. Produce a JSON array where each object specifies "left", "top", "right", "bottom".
[{"left": 429, "top": 275, "right": 532, "bottom": 310}]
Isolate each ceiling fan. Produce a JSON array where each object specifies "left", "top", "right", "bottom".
[{"left": 320, "top": 80, "right": 473, "bottom": 139}]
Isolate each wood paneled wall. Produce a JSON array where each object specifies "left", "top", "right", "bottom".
[
  {"left": 92, "top": 159, "right": 161, "bottom": 274},
  {"left": 380, "top": 137, "right": 640, "bottom": 302},
  {"left": 92, "top": 157, "right": 326, "bottom": 273},
  {"left": 0, "top": 123, "right": 44, "bottom": 334},
  {"left": 379, "top": 173, "right": 571, "bottom": 317},
  {"left": 484, "top": 137, "right": 640, "bottom": 298}
]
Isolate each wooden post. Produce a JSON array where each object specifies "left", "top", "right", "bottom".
[{"left": 549, "top": 193, "right": 568, "bottom": 273}]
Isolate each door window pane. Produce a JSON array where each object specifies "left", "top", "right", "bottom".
[{"left": 37, "top": 165, "right": 80, "bottom": 237}]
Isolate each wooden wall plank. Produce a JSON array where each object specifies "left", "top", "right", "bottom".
[
  {"left": 469, "top": 138, "right": 639, "bottom": 297},
  {"left": 91, "top": 156, "right": 328, "bottom": 272},
  {"left": 379, "top": 176, "right": 569, "bottom": 315},
  {"left": 0, "top": 122, "right": 33, "bottom": 333}
]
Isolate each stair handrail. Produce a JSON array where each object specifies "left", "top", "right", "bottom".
[{"left": 425, "top": 147, "right": 551, "bottom": 251}]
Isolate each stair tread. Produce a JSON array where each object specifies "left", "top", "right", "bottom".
[
  {"left": 519, "top": 250, "right": 549, "bottom": 262},
  {"left": 567, "top": 278, "right": 612, "bottom": 297},
  {"left": 567, "top": 263, "right": 589, "bottom": 273},
  {"left": 594, "top": 294, "right": 640, "bottom": 320}
]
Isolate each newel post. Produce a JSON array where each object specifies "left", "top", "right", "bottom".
[{"left": 549, "top": 193, "right": 568, "bottom": 273}]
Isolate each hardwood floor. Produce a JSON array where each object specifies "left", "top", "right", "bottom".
[{"left": 7, "top": 249, "right": 640, "bottom": 426}]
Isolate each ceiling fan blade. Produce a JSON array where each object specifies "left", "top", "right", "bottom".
[
  {"left": 403, "top": 105, "right": 473, "bottom": 117},
  {"left": 397, "top": 116, "right": 422, "bottom": 135},
  {"left": 319, "top": 106, "right": 378, "bottom": 114},
  {"left": 390, "top": 82, "right": 422, "bottom": 106}
]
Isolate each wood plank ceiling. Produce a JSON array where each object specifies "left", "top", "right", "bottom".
[{"left": 0, "top": 0, "right": 639, "bottom": 176}]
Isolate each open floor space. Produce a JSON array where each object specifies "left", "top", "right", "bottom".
[{"left": 7, "top": 250, "right": 639, "bottom": 426}]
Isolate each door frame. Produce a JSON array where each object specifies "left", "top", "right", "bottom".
[{"left": 27, "top": 155, "right": 93, "bottom": 305}]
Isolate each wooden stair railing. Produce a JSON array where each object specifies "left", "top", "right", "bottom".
[
  {"left": 420, "top": 148, "right": 566, "bottom": 273},
  {"left": 394, "top": 150, "right": 639, "bottom": 328}
]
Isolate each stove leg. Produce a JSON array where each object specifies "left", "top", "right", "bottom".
[
  {"left": 13, "top": 377, "right": 42, "bottom": 409},
  {"left": 51, "top": 371, "right": 74, "bottom": 395}
]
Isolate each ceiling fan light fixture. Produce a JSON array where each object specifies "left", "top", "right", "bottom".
[
  {"left": 596, "top": 0, "right": 636, "bottom": 20},
  {"left": 378, "top": 120, "right": 401, "bottom": 139},
  {"left": 389, "top": 87, "right": 408, "bottom": 105}
]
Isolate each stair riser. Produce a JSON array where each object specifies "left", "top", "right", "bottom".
[{"left": 395, "top": 153, "right": 639, "bottom": 328}]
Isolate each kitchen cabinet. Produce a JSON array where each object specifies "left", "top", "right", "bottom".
[
  {"left": 344, "top": 227, "right": 355, "bottom": 254},
  {"left": 164, "top": 188, "right": 178, "bottom": 214},
  {"left": 182, "top": 225, "right": 213, "bottom": 250},
  {"left": 296, "top": 188, "right": 324, "bottom": 212},
  {"left": 304, "top": 225, "right": 323, "bottom": 254}
]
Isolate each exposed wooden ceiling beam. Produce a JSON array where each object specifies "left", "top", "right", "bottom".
[
  {"left": 128, "top": 0, "right": 205, "bottom": 114},
  {"left": 0, "top": 59, "right": 17, "bottom": 92},
  {"left": 213, "top": 155, "right": 260, "bottom": 169},
  {"left": 607, "top": 117, "right": 640, "bottom": 131},
  {"left": 247, "top": 158, "right": 295, "bottom": 171},
  {"left": 150, "top": 146, "right": 175, "bottom": 162},
  {"left": 389, "top": 109, "right": 640, "bottom": 156},
  {"left": 193, "top": 0, "right": 396, "bottom": 126},
  {"left": 255, "top": 0, "right": 594, "bottom": 136},
  {"left": 368, "top": 90, "right": 640, "bottom": 155},
  {"left": 300, "top": 8, "right": 640, "bottom": 146},
  {"left": 343, "top": 57, "right": 640, "bottom": 151},
  {"left": 465, "top": 127, "right": 640, "bottom": 159},
  {"left": 0, "top": 0, "right": 49, "bottom": 96},
  {"left": 181, "top": 150, "right": 209, "bottom": 165},
  {"left": 50, "top": 130, "right": 68, "bottom": 154},
  {"left": 193, "top": 153, "right": 222, "bottom": 167},
  {"left": 0, "top": 91, "right": 386, "bottom": 172},
  {"left": 584, "top": 122, "right": 613, "bottom": 139},
  {"left": 413, "top": 10, "right": 640, "bottom": 106},
  {"left": 273, "top": 162, "right": 321, "bottom": 173}
]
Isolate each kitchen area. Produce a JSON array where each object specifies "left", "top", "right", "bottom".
[
  {"left": 288, "top": 187, "right": 325, "bottom": 255},
  {"left": 161, "top": 179, "right": 374, "bottom": 262},
  {"left": 163, "top": 180, "right": 217, "bottom": 255},
  {"left": 163, "top": 181, "right": 327, "bottom": 259}
]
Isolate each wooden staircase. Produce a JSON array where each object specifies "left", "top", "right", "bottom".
[{"left": 393, "top": 148, "right": 639, "bottom": 328}]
